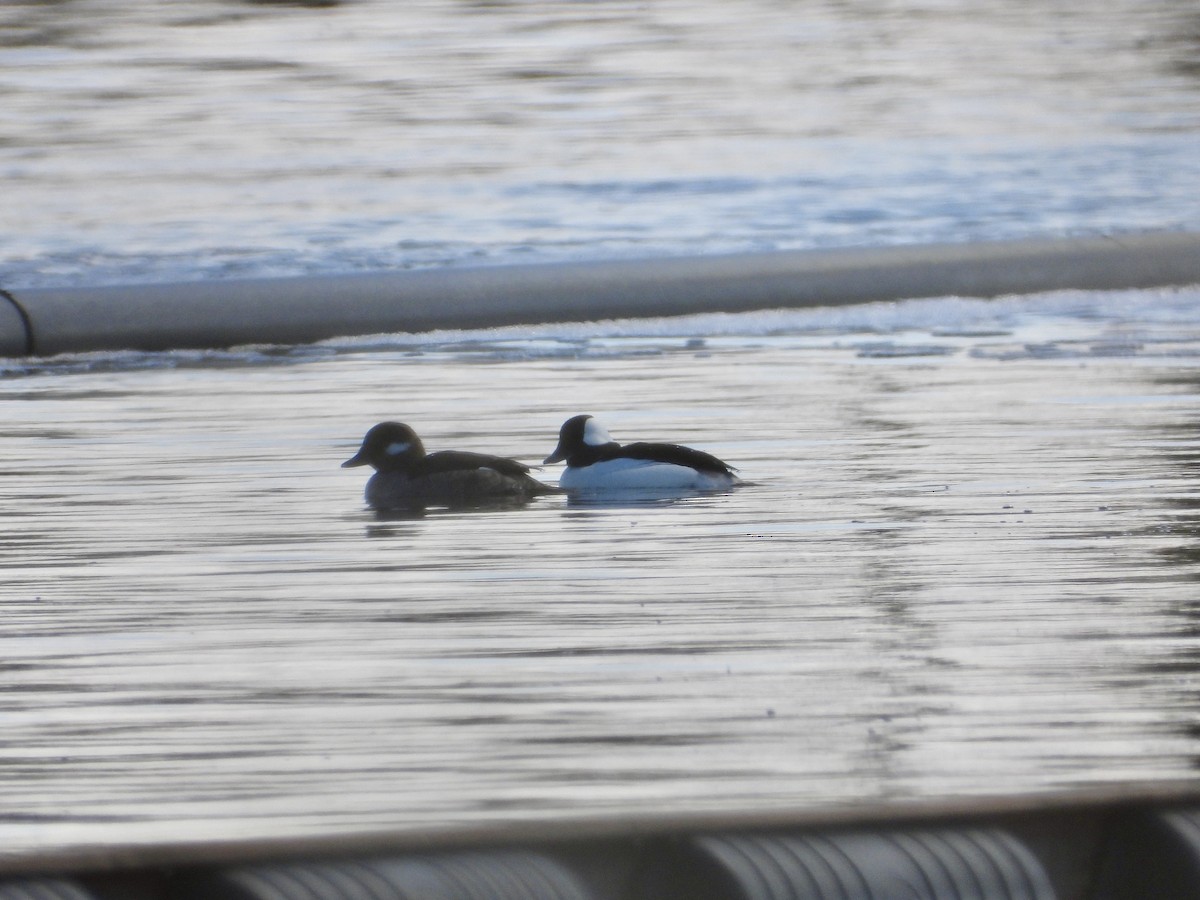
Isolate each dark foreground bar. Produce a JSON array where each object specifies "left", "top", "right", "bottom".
[
  {"left": 3, "top": 785, "right": 1200, "bottom": 899},
  {"left": 3, "top": 232, "right": 1199, "bottom": 357}
]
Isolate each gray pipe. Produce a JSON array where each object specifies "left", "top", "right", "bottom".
[{"left": 3, "top": 231, "right": 1199, "bottom": 357}]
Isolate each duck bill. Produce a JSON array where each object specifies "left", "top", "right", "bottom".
[
  {"left": 543, "top": 444, "right": 566, "bottom": 465},
  {"left": 341, "top": 452, "right": 369, "bottom": 468}
]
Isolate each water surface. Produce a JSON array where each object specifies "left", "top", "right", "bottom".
[
  {"left": 4, "top": 288, "right": 1200, "bottom": 853},
  {"left": 4, "top": 0, "right": 1200, "bottom": 861},
  {"left": 1, "top": 0, "right": 1198, "bottom": 287}
]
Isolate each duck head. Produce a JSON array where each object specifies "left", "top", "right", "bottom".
[
  {"left": 342, "top": 422, "right": 426, "bottom": 472},
  {"left": 544, "top": 414, "right": 616, "bottom": 465}
]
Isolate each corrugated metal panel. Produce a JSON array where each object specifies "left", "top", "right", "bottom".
[
  {"left": 175, "top": 850, "right": 593, "bottom": 900},
  {"left": 631, "top": 828, "right": 1055, "bottom": 900}
]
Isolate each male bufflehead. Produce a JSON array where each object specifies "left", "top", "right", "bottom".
[
  {"left": 543, "top": 414, "right": 739, "bottom": 493},
  {"left": 343, "top": 422, "right": 556, "bottom": 510}
]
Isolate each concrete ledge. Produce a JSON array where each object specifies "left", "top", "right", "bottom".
[{"left": 3, "top": 232, "right": 1200, "bottom": 357}]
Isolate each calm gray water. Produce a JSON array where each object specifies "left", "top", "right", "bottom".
[
  {"left": 5, "top": 288, "right": 1200, "bottom": 853},
  {"left": 3, "top": 0, "right": 1200, "bottom": 860},
  {"left": 1, "top": 0, "right": 1198, "bottom": 286}
]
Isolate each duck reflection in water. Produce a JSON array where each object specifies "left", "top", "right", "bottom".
[{"left": 342, "top": 422, "right": 558, "bottom": 514}]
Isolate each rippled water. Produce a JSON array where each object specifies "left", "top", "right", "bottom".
[
  {"left": 1, "top": 0, "right": 1199, "bottom": 287},
  {"left": 4, "top": 0, "right": 1200, "bottom": 861},
  {"left": 4, "top": 287, "right": 1200, "bottom": 853}
]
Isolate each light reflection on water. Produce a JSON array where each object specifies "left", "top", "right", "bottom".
[
  {"left": 1, "top": 0, "right": 1198, "bottom": 287},
  {"left": 3, "top": 288, "right": 1200, "bottom": 851}
]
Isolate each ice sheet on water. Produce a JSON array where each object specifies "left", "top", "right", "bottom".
[{"left": 323, "top": 284, "right": 1200, "bottom": 358}]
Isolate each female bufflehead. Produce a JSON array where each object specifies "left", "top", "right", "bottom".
[
  {"left": 343, "top": 422, "right": 556, "bottom": 510},
  {"left": 543, "top": 414, "right": 739, "bottom": 493}
]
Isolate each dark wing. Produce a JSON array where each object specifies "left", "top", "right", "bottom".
[
  {"left": 418, "top": 450, "right": 532, "bottom": 479},
  {"left": 620, "top": 442, "right": 736, "bottom": 475}
]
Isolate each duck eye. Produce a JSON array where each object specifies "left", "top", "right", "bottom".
[{"left": 385, "top": 442, "right": 410, "bottom": 455}]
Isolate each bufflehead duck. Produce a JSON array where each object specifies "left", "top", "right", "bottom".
[
  {"left": 343, "top": 422, "right": 556, "bottom": 510},
  {"left": 543, "top": 414, "right": 739, "bottom": 493}
]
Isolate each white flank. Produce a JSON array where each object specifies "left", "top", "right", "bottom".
[
  {"left": 560, "top": 457, "right": 732, "bottom": 491},
  {"left": 582, "top": 418, "right": 614, "bottom": 446}
]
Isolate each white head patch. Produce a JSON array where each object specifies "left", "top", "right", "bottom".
[
  {"left": 385, "top": 441, "right": 411, "bottom": 456},
  {"left": 582, "top": 418, "right": 613, "bottom": 447}
]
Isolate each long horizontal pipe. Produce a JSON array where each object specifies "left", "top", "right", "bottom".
[{"left": 3, "top": 231, "right": 1200, "bottom": 357}]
